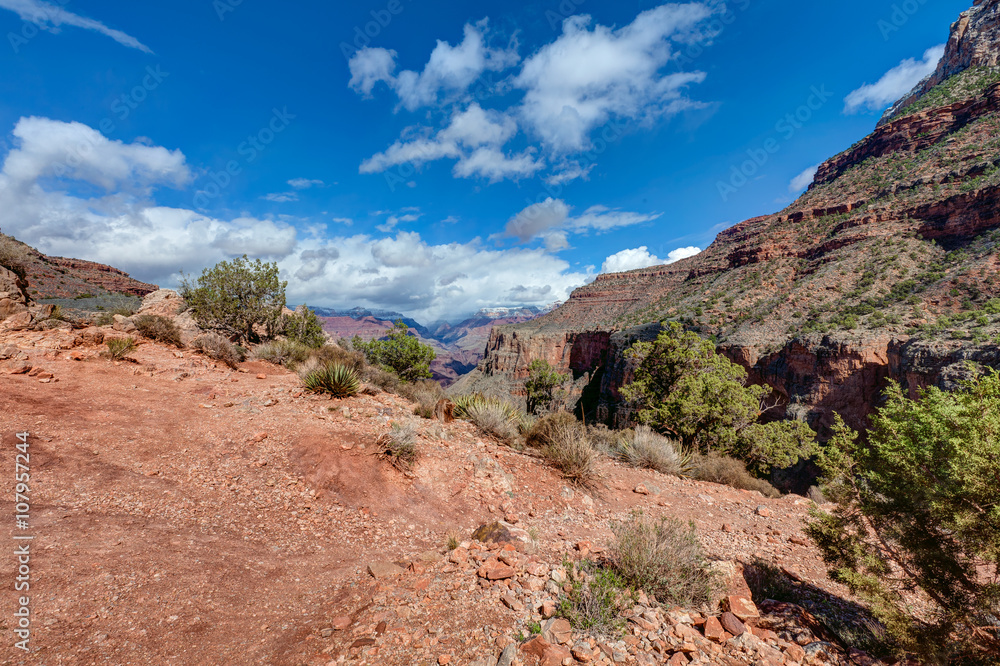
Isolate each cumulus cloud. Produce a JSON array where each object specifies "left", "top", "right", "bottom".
[
  {"left": 0, "top": 0, "right": 152, "bottom": 52},
  {"left": 789, "top": 164, "right": 820, "bottom": 193},
  {"left": 288, "top": 178, "right": 324, "bottom": 189},
  {"left": 0, "top": 116, "right": 590, "bottom": 322},
  {"left": 360, "top": 104, "right": 541, "bottom": 181},
  {"left": 844, "top": 44, "right": 945, "bottom": 113},
  {"left": 348, "top": 20, "right": 518, "bottom": 110},
  {"left": 600, "top": 245, "right": 700, "bottom": 274},
  {"left": 515, "top": 4, "right": 712, "bottom": 152},
  {"left": 505, "top": 198, "right": 660, "bottom": 246}
]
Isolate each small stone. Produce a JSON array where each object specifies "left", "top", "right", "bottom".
[
  {"left": 667, "top": 653, "right": 689, "bottom": 666},
  {"left": 541, "top": 618, "right": 573, "bottom": 645},
  {"left": 634, "top": 483, "right": 650, "bottom": 495},
  {"left": 448, "top": 547, "right": 468, "bottom": 565},
  {"left": 571, "top": 643, "right": 594, "bottom": 662},
  {"left": 438, "top": 655, "right": 452, "bottom": 665},
  {"left": 720, "top": 611, "right": 746, "bottom": 636},
  {"left": 367, "top": 561, "right": 405, "bottom": 579},
  {"left": 575, "top": 540, "right": 592, "bottom": 557},
  {"left": 256, "top": 373, "right": 267, "bottom": 380},
  {"left": 252, "top": 432, "right": 268, "bottom": 442},
  {"left": 722, "top": 523, "right": 734, "bottom": 533},
  {"left": 504, "top": 513, "right": 519, "bottom": 524},
  {"left": 784, "top": 643, "right": 806, "bottom": 662},
  {"left": 501, "top": 592, "right": 524, "bottom": 611},
  {"left": 477, "top": 559, "right": 515, "bottom": 581},
  {"left": 497, "top": 643, "right": 517, "bottom": 666},
  {"left": 703, "top": 616, "right": 726, "bottom": 642},
  {"left": 320, "top": 628, "right": 333, "bottom": 638},
  {"left": 755, "top": 506, "right": 772, "bottom": 518},
  {"left": 331, "top": 616, "right": 351, "bottom": 630},
  {"left": 725, "top": 596, "right": 760, "bottom": 621},
  {"left": 540, "top": 600, "right": 557, "bottom": 619}
]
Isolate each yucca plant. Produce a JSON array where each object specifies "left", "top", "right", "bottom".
[
  {"left": 302, "top": 363, "right": 360, "bottom": 398},
  {"left": 104, "top": 337, "right": 137, "bottom": 361},
  {"left": 617, "top": 426, "right": 693, "bottom": 477},
  {"left": 453, "top": 393, "right": 528, "bottom": 442}
]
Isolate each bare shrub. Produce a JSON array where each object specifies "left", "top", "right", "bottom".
[
  {"left": 526, "top": 411, "right": 580, "bottom": 449},
  {"left": 691, "top": 452, "right": 780, "bottom": 498},
  {"left": 133, "top": 314, "right": 182, "bottom": 347},
  {"left": 104, "top": 337, "right": 137, "bottom": 361},
  {"left": 610, "top": 511, "right": 720, "bottom": 609},
  {"left": 376, "top": 422, "right": 418, "bottom": 472},
  {"left": 192, "top": 333, "right": 245, "bottom": 369},
  {"left": 397, "top": 379, "right": 446, "bottom": 418},
  {"left": 252, "top": 339, "right": 311, "bottom": 368}
]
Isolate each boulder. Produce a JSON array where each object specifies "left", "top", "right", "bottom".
[
  {"left": 112, "top": 315, "right": 137, "bottom": 333},
  {"left": 1, "top": 311, "right": 32, "bottom": 331},
  {"left": 136, "top": 289, "right": 203, "bottom": 346}
]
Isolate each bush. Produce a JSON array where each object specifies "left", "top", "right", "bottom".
[
  {"left": 281, "top": 305, "right": 326, "bottom": 348},
  {"left": 353, "top": 320, "right": 435, "bottom": 382},
  {"left": 454, "top": 394, "right": 527, "bottom": 443},
  {"left": 558, "top": 564, "right": 630, "bottom": 637},
  {"left": 609, "top": 511, "right": 719, "bottom": 609},
  {"left": 192, "top": 333, "right": 245, "bottom": 369},
  {"left": 181, "top": 255, "right": 286, "bottom": 345},
  {"left": 0, "top": 233, "right": 29, "bottom": 279},
  {"left": 376, "top": 422, "right": 418, "bottom": 472},
  {"left": 621, "top": 322, "right": 817, "bottom": 474},
  {"left": 302, "top": 363, "right": 361, "bottom": 398},
  {"left": 397, "top": 380, "right": 446, "bottom": 418},
  {"left": 524, "top": 411, "right": 596, "bottom": 484},
  {"left": 615, "top": 426, "right": 692, "bottom": 477},
  {"left": 690, "top": 452, "right": 780, "bottom": 498},
  {"left": 104, "top": 337, "right": 137, "bottom": 361},
  {"left": 133, "top": 314, "right": 182, "bottom": 347},
  {"left": 310, "top": 342, "right": 367, "bottom": 373},
  {"left": 525, "top": 411, "right": 580, "bottom": 449},
  {"left": 525, "top": 359, "right": 568, "bottom": 414},
  {"left": 587, "top": 424, "right": 625, "bottom": 456},
  {"left": 252, "top": 339, "right": 311, "bottom": 368},
  {"left": 806, "top": 375, "right": 1000, "bottom": 662}
]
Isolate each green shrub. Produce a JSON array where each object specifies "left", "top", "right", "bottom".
[
  {"left": 181, "top": 255, "right": 286, "bottom": 345},
  {"left": 192, "top": 333, "right": 245, "bottom": 369},
  {"left": 525, "top": 359, "right": 568, "bottom": 414},
  {"left": 376, "top": 422, "right": 418, "bottom": 471},
  {"left": 690, "top": 452, "right": 780, "bottom": 498},
  {"left": 281, "top": 305, "right": 326, "bottom": 348},
  {"left": 609, "top": 511, "right": 719, "bottom": 609},
  {"left": 0, "top": 233, "right": 29, "bottom": 279},
  {"left": 615, "top": 426, "right": 692, "bottom": 477},
  {"left": 302, "top": 363, "right": 360, "bottom": 398},
  {"left": 558, "top": 564, "right": 630, "bottom": 637},
  {"left": 352, "top": 320, "right": 435, "bottom": 382},
  {"left": 252, "top": 339, "right": 311, "bottom": 368},
  {"left": 807, "top": 374, "right": 1000, "bottom": 662},
  {"left": 104, "top": 337, "right": 137, "bottom": 361},
  {"left": 454, "top": 394, "right": 525, "bottom": 443},
  {"left": 525, "top": 411, "right": 580, "bottom": 449},
  {"left": 621, "top": 322, "right": 817, "bottom": 473},
  {"left": 133, "top": 314, "right": 182, "bottom": 347}
]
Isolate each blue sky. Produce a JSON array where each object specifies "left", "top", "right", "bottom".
[{"left": 0, "top": 0, "right": 971, "bottom": 321}]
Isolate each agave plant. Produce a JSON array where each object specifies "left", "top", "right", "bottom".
[
  {"left": 452, "top": 393, "right": 530, "bottom": 442},
  {"left": 302, "top": 363, "right": 360, "bottom": 398}
]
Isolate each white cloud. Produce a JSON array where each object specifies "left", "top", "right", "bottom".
[
  {"left": 600, "top": 245, "right": 700, "bottom": 274},
  {"left": 263, "top": 192, "right": 299, "bottom": 203},
  {"left": 0, "top": 116, "right": 592, "bottom": 322},
  {"left": 0, "top": 0, "right": 152, "bottom": 52},
  {"left": 844, "top": 44, "right": 945, "bottom": 114},
  {"left": 515, "top": 4, "right": 712, "bottom": 152},
  {"left": 348, "top": 20, "right": 518, "bottom": 110},
  {"left": 505, "top": 198, "right": 660, "bottom": 245},
  {"left": 545, "top": 161, "right": 595, "bottom": 186},
  {"left": 376, "top": 212, "right": 421, "bottom": 233},
  {"left": 360, "top": 104, "right": 537, "bottom": 181},
  {"left": 789, "top": 164, "right": 820, "bottom": 193},
  {"left": 288, "top": 178, "right": 324, "bottom": 190}
]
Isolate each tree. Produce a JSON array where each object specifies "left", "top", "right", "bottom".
[
  {"left": 525, "top": 359, "right": 568, "bottom": 414},
  {"left": 282, "top": 305, "right": 326, "bottom": 348},
  {"left": 181, "top": 255, "right": 286, "bottom": 345},
  {"left": 620, "top": 322, "right": 816, "bottom": 473},
  {"left": 806, "top": 373, "right": 1000, "bottom": 663},
  {"left": 353, "top": 320, "right": 435, "bottom": 382}
]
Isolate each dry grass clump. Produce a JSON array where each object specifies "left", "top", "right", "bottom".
[
  {"left": 251, "top": 339, "right": 312, "bottom": 368},
  {"left": 525, "top": 411, "right": 579, "bottom": 449},
  {"left": 376, "top": 422, "right": 418, "bottom": 472},
  {"left": 301, "top": 363, "right": 360, "bottom": 398},
  {"left": 609, "top": 511, "right": 720, "bottom": 609},
  {"left": 133, "top": 314, "right": 182, "bottom": 347},
  {"left": 615, "top": 426, "right": 692, "bottom": 477},
  {"left": 192, "top": 333, "right": 245, "bottom": 369},
  {"left": 690, "top": 452, "right": 780, "bottom": 498},
  {"left": 526, "top": 411, "right": 597, "bottom": 485},
  {"left": 398, "top": 379, "right": 446, "bottom": 418},
  {"left": 104, "top": 337, "right": 137, "bottom": 361}
]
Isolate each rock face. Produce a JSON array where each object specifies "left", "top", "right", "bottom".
[
  {"left": 474, "top": 0, "right": 1000, "bottom": 432},
  {"left": 136, "top": 289, "right": 205, "bottom": 346}
]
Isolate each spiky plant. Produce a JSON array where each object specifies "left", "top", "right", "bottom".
[{"left": 302, "top": 363, "right": 360, "bottom": 398}]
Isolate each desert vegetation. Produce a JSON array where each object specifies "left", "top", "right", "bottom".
[{"left": 352, "top": 320, "right": 436, "bottom": 382}]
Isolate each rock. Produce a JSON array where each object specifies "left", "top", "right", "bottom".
[
  {"left": 112, "top": 315, "right": 137, "bottom": 333},
  {"left": 755, "top": 506, "right": 772, "bottom": 518},
  {"left": 497, "top": 643, "right": 517, "bottom": 666},
  {"left": 667, "top": 653, "right": 689, "bottom": 666},
  {"left": 330, "top": 615, "right": 351, "bottom": 631},
  {"left": 438, "top": 655, "right": 452, "bottom": 665},
  {"left": 719, "top": 612, "right": 745, "bottom": 637},
  {"left": 477, "top": 559, "right": 515, "bottom": 581},
  {"left": 785, "top": 643, "right": 806, "bottom": 663},
  {"left": 1, "top": 311, "right": 32, "bottom": 331},
  {"left": 541, "top": 618, "right": 572, "bottom": 645},
  {"left": 722, "top": 523, "right": 734, "bottom": 533},
  {"left": 703, "top": 615, "right": 726, "bottom": 642},
  {"left": 367, "top": 561, "right": 405, "bottom": 579},
  {"left": 521, "top": 637, "right": 571, "bottom": 666},
  {"left": 448, "top": 547, "right": 468, "bottom": 565},
  {"left": 539, "top": 600, "right": 557, "bottom": 619},
  {"left": 0, "top": 297, "right": 27, "bottom": 319},
  {"left": 8, "top": 359, "right": 31, "bottom": 375},
  {"left": 500, "top": 592, "right": 523, "bottom": 611},
  {"left": 472, "top": 521, "right": 514, "bottom": 545},
  {"left": 725, "top": 596, "right": 759, "bottom": 621},
  {"left": 80, "top": 327, "right": 105, "bottom": 345},
  {"left": 803, "top": 642, "right": 838, "bottom": 661},
  {"left": 634, "top": 483, "right": 650, "bottom": 495}
]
